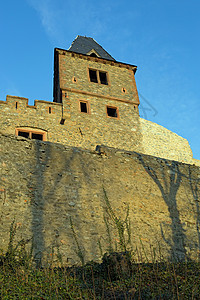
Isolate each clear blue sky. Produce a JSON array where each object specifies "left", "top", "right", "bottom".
[{"left": 1, "top": 0, "right": 199, "bottom": 159}]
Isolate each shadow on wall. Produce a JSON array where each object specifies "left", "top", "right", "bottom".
[
  {"left": 188, "top": 166, "right": 200, "bottom": 259},
  {"left": 27, "top": 138, "right": 200, "bottom": 265},
  {"left": 30, "top": 142, "right": 101, "bottom": 267},
  {"left": 137, "top": 154, "right": 200, "bottom": 261}
]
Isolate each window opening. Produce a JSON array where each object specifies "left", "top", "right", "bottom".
[
  {"left": 89, "top": 68, "right": 108, "bottom": 85},
  {"left": 18, "top": 131, "right": 29, "bottom": 138},
  {"left": 16, "top": 129, "right": 46, "bottom": 141},
  {"left": 15, "top": 102, "right": 18, "bottom": 109},
  {"left": 89, "top": 69, "right": 98, "bottom": 83},
  {"left": 99, "top": 72, "right": 108, "bottom": 85},
  {"left": 90, "top": 53, "right": 98, "bottom": 57},
  {"left": 49, "top": 107, "right": 51, "bottom": 114},
  {"left": 107, "top": 106, "right": 118, "bottom": 118},
  {"left": 32, "top": 133, "right": 43, "bottom": 140},
  {"left": 80, "top": 101, "right": 88, "bottom": 113}
]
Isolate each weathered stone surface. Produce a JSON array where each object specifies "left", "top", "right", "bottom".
[
  {"left": 0, "top": 134, "right": 200, "bottom": 265},
  {"left": 1, "top": 39, "right": 199, "bottom": 268},
  {"left": 0, "top": 47, "right": 198, "bottom": 165}
]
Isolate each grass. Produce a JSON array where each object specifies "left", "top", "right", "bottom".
[
  {"left": 1, "top": 255, "right": 200, "bottom": 299},
  {"left": 1, "top": 229, "right": 200, "bottom": 300},
  {"left": 1, "top": 207, "right": 200, "bottom": 299}
]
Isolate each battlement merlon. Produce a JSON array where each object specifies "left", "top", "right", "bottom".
[{"left": 0, "top": 95, "right": 62, "bottom": 110}]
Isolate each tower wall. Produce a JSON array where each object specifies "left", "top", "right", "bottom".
[{"left": 54, "top": 49, "right": 140, "bottom": 106}]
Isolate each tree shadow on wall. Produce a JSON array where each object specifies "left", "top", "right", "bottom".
[
  {"left": 29, "top": 141, "right": 48, "bottom": 267},
  {"left": 188, "top": 165, "right": 200, "bottom": 258},
  {"left": 137, "top": 154, "right": 186, "bottom": 261},
  {"left": 30, "top": 141, "right": 101, "bottom": 267},
  {"left": 30, "top": 142, "right": 80, "bottom": 267}
]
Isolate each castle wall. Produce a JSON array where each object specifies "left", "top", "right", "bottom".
[
  {"left": 140, "top": 118, "right": 197, "bottom": 165},
  {"left": 0, "top": 95, "right": 198, "bottom": 165},
  {"left": 1, "top": 134, "right": 200, "bottom": 265},
  {"left": 0, "top": 95, "right": 142, "bottom": 152}
]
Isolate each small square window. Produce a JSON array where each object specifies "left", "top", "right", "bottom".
[
  {"left": 89, "top": 69, "right": 98, "bottom": 83},
  {"left": 80, "top": 101, "right": 89, "bottom": 113},
  {"left": 107, "top": 106, "right": 118, "bottom": 118}
]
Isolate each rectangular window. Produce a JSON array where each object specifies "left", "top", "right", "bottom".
[
  {"left": 32, "top": 133, "right": 43, "bottom": 140},
  {"left": 99, "top": 71, "right": 108, "bottom": 85},
  {"left": 18, "top": 131, "right": 29, "bottom": 138},
  {"left": 79, "top": 101, "right": 89, "bottom": 114},
  {"left": 106, "top": 106, "right": 119, "bottom": 118},
  {"left": 16, "top": 129, "right": 46, "bottom": 141},
  {"left": 89, "top": 69, "right": 98, "bottom": 83},
  {"left": 88, "top": 68, "right": 108, "bottom": 85}
]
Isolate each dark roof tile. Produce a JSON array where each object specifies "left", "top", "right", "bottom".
[{"left": 68, "top": 35, "right": 115, "bottom": 61}]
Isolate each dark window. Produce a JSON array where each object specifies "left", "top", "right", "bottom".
[
  {"left": 32, "top": 133, "right": 43, "bottom": 140},
  {"left": 80, "top": 101, "right": 88, "bottom": 113},
  {"left": 49, "top": 107, "right": 51, "bottom": 114},
  {"left": 16, "top": 129, "right": 45, "bottom": 141},
  {"left": 18, "top": 131, "right": 29, "bottom": 138},
  {"left": 90, "top": 53, "right": 97, "bottom": 57},
  {"left": 89, "top": 69, "right": 98, "bottom": 83},
  {"left": 107, "top": 107, "right": 118, "bottom": 118},
  {"left": 89, "top": 69, "right": 109, "bottom": 85},
  {"left": 99, "top": 72, "right": 108, "bottom": 85}
]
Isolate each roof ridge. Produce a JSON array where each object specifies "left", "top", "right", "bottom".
[{"left": 68, "top": 35, "right": 115, "bottom": 61}]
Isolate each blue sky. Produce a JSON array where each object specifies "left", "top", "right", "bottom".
[{"left": 0, "top": 0, "right": 200, "bottom": 159}]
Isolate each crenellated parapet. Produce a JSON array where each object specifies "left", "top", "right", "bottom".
[
  {"left": 0, "top": 93, "right": 199, "bottom": 166},
  {"left": 0, "top": 36, "right": 199, "bottom": 166}
]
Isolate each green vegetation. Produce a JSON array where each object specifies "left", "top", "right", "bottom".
[
  {"left": 103, "top": 187, "right": 132, "bottom": 253},
  {"left": 1, "top": 239, "right": 200, "bottom": 299},
  {"left": 1, "top": 196, "right": 200, "bottom": 299}
]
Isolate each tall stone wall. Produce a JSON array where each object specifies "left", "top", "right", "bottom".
[
  {"left": 1, "top": 133, "right": 200, "bottom": 265},
  {"left": 140, "top": 118, "right": 198, "bottom": 165}
]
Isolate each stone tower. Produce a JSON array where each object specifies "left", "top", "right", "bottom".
[
  {"left": 53, "top": 35, "right": 140, "bottom": 116},
  {"left": 51, "top": 35, "right": 143, "bottom": 152},
  {"left": 0, "top": 35, "right": 198, "bottom": 165}
]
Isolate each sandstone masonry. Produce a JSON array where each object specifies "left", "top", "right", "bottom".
[
  {"left": 0, "top": 134, "right": 200, "bottom": 265},
  {"left": 0, "top": 36, "right": 200, "bottom": 265},
  {"left": 0, "top": 36, "right": 199, "bottom": 165}
]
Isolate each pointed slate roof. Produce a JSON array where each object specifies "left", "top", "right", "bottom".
[{"left": 68, "top": 35, "right": 115, "bottom": 61}]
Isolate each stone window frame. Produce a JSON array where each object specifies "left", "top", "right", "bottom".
[
  {"left": 88, "top": 68, "right": 110, "bottom": 85},
  {"left": 15, "top": 128, "right": 47, "bottom": 141},
  {"left": 106, "top": 105, "right": 120, "bottom": 119},
  {"left": 78, "top": 100, "right": 91, "bottom": 114}
]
